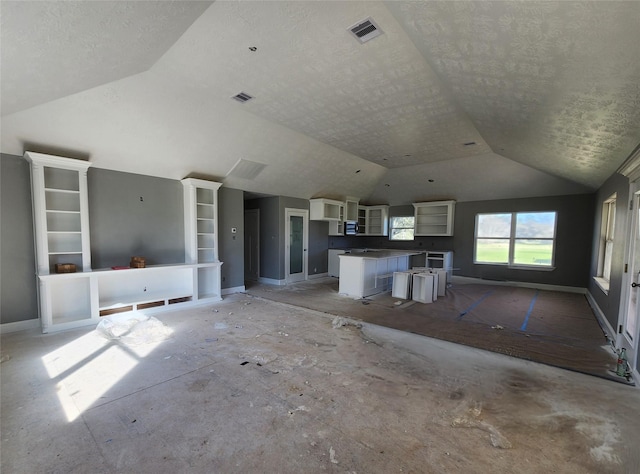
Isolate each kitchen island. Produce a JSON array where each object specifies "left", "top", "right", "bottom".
[{"left": 338, "top": 250, "right": 421, "bottom": 298}]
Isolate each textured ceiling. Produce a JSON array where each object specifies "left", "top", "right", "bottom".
[
  {"left": 1, "top": 1, "right": 639, "bottom": 204},
  {"left": 0, "top": 1, "right": 212, "bottom": 115}
]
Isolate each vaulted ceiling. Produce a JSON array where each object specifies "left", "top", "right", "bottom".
[{"left": 2, "top": 1, "right": 639, "bottom": 204}]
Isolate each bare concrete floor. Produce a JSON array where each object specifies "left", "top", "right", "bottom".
[{"left": 2, "top": 293, "right": 639, "bottom": 473}]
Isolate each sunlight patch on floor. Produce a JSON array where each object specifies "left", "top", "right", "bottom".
[{"left": 41, "top": 315, "right": 172, "bottom": 422}]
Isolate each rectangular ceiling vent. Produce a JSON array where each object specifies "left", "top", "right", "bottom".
[
  {"left": 232, "top": 91, "right": 253, "bottom": 103},
  {"left": 226, "top": 158, "right": 266, "bottom": 180},
  {"left": 348, "top": 17, "right": 383, "bottom": 44}
]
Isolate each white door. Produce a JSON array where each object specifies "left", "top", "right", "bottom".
[
  {"left": 244, "top": 209, "right": 259, "bottom": 282},
  {"left": 285, "top": 208, "right": 308, "bottom": 283},
  {"left": 621, "top": 185, "right": 640, "bottom": 373}
]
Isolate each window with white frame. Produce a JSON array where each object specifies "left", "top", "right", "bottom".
[
  {"left": 474, "top": 211, "right": 557, "bottom": 268},
  {"left": 389, "top": 216, "right": 415, "bottom": 240},
  {"left": 595, "top": 195, "right": 616, "bottom": 291}
]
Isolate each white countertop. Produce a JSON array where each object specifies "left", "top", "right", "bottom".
[{"left": 339, "top": 249, "right": 422, "bottom": 259}]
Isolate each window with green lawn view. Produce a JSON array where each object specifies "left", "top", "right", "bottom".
[
  {"left": 475, "top": 211, "right": 557, "bottom": 267},
  {"left": 389, "top": 216, "right": 415, "bottom": 240}
]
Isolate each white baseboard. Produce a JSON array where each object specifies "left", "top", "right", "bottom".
[
  {"left": 585, "top": 291, "right": 617, "bottom": 343},
  {"left": 0, "top": 318, "right": 40, "bottom": 334},
  {"left": 258, "top": 277, "right": 286, "bottom": 286},
  {"left": 451, "top": 275, "right": 586, "bottom": 294},
  {"left": 222, "top": 285, "right": 246, "bottom": 295},
  {"left": 308, "top": 272, "right": 329, "bottom": 280}
]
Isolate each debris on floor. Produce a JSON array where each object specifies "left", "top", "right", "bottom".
[
  {"left": 96, "top": 312, "right": 172, "bottom": 345},
  {"left": 451, "top": 402, "right": 512, "bottom": 449},
  {"left": 329, "top": 446, "right": 339, "bottom": 464},
  {"left": 491, "top": 325, "right": 504, "bottom": 330},
  {"left": 332, "top": 316, "right": 362, "bottom": 329}
]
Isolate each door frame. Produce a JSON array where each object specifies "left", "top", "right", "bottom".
[
  {"left": 284, "top": 208, "right": 308, "bottom": 284},
  {"left": 619, "top": 181, "right": 640, "bottom": 374}
]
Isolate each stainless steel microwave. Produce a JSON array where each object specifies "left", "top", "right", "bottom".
[{"left": 344, "top": 221, "right": 359, "bottom": 235}]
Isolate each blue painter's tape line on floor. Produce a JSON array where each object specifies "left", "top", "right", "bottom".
[
  {"left": 520, "top": 289, "right": 539, "bottom": 331},
  {"left": 458, "top": 291, "right": 494, "bottom": 319}
]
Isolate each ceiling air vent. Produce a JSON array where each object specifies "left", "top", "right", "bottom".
[
  {"left": 232, "top": 91, "right": 253, "bottom": 103},
  {"left": 226, "top": 159, "right": 266, "bottom": 180},
  {"left": 348, "top": 17, "right": 383, "bottom": 44}
]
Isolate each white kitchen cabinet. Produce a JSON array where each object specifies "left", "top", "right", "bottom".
[
  {"left": 357, "top": 207, "right": 367, "bottom": 234},
  {"left": 412, "top": 273, "right": 436, "bottom": 303},
  {"left": 338, "top": 251, "right": 415, "bottom": 298},
  {"left": 413, "top": 201, "right": 455, "bottom": 236},
  {"left": 358, "top": 205, "right": 389, "bottom": 235},
  {"left": 344, "top": 196, "right": 360, "bottom": 222},
  {"left": 328, "top": 204, "right": 345, "bottom": 236},
  {"left": 310, "top": 198, "right": 343, "bottom": 221},
  {"left": 424, "top": 251, "right": 453, "bottom": 282}
]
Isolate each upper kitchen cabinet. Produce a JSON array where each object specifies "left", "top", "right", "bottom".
[
  {"left": 309, "top": 198, "right": 343, "bottom": 221},
  {"left": 344, "top": 196, "right": 360, "bottom": 222},
  {"left": 358, "top": 205, "right": 389, "bottom": 236},
  {"left": 413, "top": 201, "right": 455, "bottom": 236}
]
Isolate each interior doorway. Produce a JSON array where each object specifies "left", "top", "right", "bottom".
[
  {"left": 285, "top": 208, "right": 308, "bottom": 283},
  {"left": 244, "top": 209, "right": 260, "bottom": 282}
]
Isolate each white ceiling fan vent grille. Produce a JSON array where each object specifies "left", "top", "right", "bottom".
[
  {"left": 348, "top": 17, "right": 383, "bottom": 44},
  {"left": 232, "top": 91, "right": 253, "bottom": 103}
]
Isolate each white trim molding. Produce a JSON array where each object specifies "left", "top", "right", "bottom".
[
  {"left": 257, "top": 277, "right": 286, "bottom": 286},
  {"left": 308, "top": 272, "right": 329, "bottom": 280},
  {"left": 617, "top": 144, "right": 640, "bottom": 182},
  {"left": 222, "top": 285, "right": 246, "bottom": 295},
  {"left": 585, "top": 291, "right": 617, "bottom": 342},
  {"left": 0, "top": 318, "right": 40, "bottom": 334},
  {"left": 450, "top": 275, "right": 586, "bottom": 294}
]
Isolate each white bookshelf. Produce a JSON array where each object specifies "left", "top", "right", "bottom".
[
  {"left": 182, "top": 178, "right": 223, "bottom": 301},
  {"left": 25, "top": 152, "right": 92, "bottom": 275}
]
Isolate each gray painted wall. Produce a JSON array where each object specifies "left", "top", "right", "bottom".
[
  {"left": 588, "top": 173, "right": 630, "bottom": 332},
  {"left": 1, "top": 154, "right": 38, "bottom": 324},
  {"left": 453, "top": 195, "right": 594, "bottom": 287},
  {"left": 309, "top": 220, "right": 329, "bottom": 275},
  {"left": 245, "top": 197, "right": 280, "bottom": 280},
  {"left": 245, "top": 195, "right": 326, "bottom": 281},
  {"left": 88, "top": 168, "right": 184, "bottom": 268},
  {"left": 331, "top": 194, "right": 594, "bottom": 288},
  {"left": 218, "top": 187, "right": 244, "bottom": 289}
]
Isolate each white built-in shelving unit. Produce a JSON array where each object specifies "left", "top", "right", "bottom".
[
  {"left": 182, "top": 178, "right": 223, "bottom": 302},
  {"left": 25, "top": 152, "right": 92, "bottom": 275},
  {"left": 24, "top": 152, "right": 225, "bottom": 333},
  {"left": 413, "top": 200, "right": 456, "bottom": 236}
]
